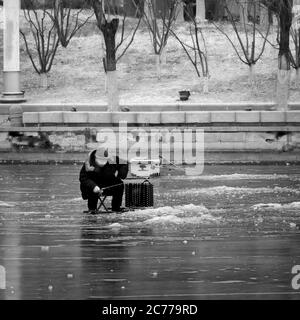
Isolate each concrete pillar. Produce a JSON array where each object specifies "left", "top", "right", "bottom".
[
  {"left": 1, "top": 0, "right": 25, "bottom": 103},
  {"left": 196, "top": 0, "right": 206, "bottom": 23}
]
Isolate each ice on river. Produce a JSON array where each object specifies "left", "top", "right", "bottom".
[
  {"left": 0, "top": 165, "right": 300, "bottom": 300},
  {"left": 0, "top": 164, "right": 299, "bottom": 234}
]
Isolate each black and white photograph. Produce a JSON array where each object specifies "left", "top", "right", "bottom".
[{"left": 0, "top": 0, "right": 300, "bottom": 308}]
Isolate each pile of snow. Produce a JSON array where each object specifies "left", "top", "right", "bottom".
[{"left": 127, "top": 204, "right": 221, "bottom": 226}]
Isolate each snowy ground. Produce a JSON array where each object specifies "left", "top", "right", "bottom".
[
  {"left": 0, "top": 164, "right": 300, "bottom": 299},
  {"left": 1, "top": 12, "right": 300, "bottom": 104}
]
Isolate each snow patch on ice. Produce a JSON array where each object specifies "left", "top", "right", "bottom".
[
  {"left": 107, "top": 223, "right": 126, "bottom": 230},
  {"left": 66, "top": 197, "right": 82, "bottom": 203},
  {"left": 212, "top": 280, "right": 246, "bottom": 284},
  {"left": 170, "top": 174, "right": 298, "bottom": 181},
  {"left": 0, "top": 201, "right": 15, "bottom": 207},
  {"left": 172, "top": 186, "right": 300, "bottom": 196},
  {"left": 129, "top": 204, "right": 220, "bottom": 226},
  {"left": 252, "top": 202, "right": 300, "bottom": 210}
]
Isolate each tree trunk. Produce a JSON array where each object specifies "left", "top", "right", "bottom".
[
  {"left": 290, "top": 68, "right": 298, "bottom": 82},
  {"left": 248, "top": 64, "right": 257, "bottom": 91},
  {"left": 101, "top": 19, "right": 118, "bottom": 72},
  {"left": 293, "top": 68, "right": 300, "bottom": 88},
  {"left": 104, "top": 72, "right": 108, "bottom": 93},
  {"left": 107, "top": 70, "right": 119, "bottom": 112},
  {"left": 155, "top": 53, "right": 163, "bottom": 80},
  {"left": 203, "top": 75, "right": 209, "bottom": 94},
  {"left": 100, "top": 18, "right": 119, "bottom": 111},
  {"left": 160, "top": 46, "right": 167, "bottom": 64},
  {"left": 276, "top": 2, "right": 292, "bottom": 111},
  {"left": 40, "top": 73, "right": 49, "bottom": 89},
  {"left": 276, "top": 57, "right": 290, "bottom": 111},
  {"left": 101, "top": 34, "right": 108, "bottom": 93},
  {"left": 297, "top": 68, "right": 300, "bottom": 84}
]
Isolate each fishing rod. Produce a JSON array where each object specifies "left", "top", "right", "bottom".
[
  {"left": 100, "top": 183, "right": 124, "bottom": 192},
  {"left": 98, "top": 155, "right": 200, "bottom": 194}
]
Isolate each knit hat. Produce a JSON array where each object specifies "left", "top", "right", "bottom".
[{"left": 95, "top": 147, "right": 111, "bottom": 166}]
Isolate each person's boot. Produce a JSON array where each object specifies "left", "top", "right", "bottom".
[
  {"left": 88, "top": 208, "right": 99, "bottom": 215},
  {"left": 112, "top": 207, "right": 129, "bottom": 214}
]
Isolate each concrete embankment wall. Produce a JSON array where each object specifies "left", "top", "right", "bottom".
[{"left": 0, "top": 104, "right": 300, "bottom": 164}]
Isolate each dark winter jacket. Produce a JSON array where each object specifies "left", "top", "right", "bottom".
[{"left": 79, "top": 150, "right": 129, "bottom": 200}]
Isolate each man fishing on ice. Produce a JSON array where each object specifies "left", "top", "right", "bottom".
[{"left": 79, "top": 148, "right": 129, "bottom": 214}]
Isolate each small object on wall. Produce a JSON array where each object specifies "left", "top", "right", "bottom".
[{"left": 179, "top": 90, "right": 190, "bottom": 101}]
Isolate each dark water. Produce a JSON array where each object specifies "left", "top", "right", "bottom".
[{"left": 0, "top": 164, "right": 300, "bottom": 300}]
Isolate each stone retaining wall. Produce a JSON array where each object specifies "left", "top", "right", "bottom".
[
  {"left": 1, "top": 102, "right": 300, "bottom": 115},
  {"left": 0, "top": 125, "right": 300, "bottom": 164},
  {"left": 21, "top": 110, "right": 300, "bottom": 126},
  {"left": 0, "top": 108, "right": 299, "bottom": 163}
]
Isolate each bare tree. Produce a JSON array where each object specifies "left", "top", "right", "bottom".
[
  {"left": 170, "top": 6, "right": 209, "bottom": 93},
  {"left": 52, "top": 0, "right": 93, "bottom": 48},
  {"left": 20, "top": 0, "right": 60, "bottom": 88},
  {"left": 262, "top": 0, "right": 293, "bottom": 110},
  {"left": 134, "top": 0, "right": 181, "bottom": 80},
  {"left": 89, "top": 0, "right": 142, "bottom": 111},
  {"left": 288, "top": 4, "right": 300, "bottom": 86},
  {"left": 276, "top": 0, "right": 292, "bottom": 110},
  {"left": 290, "top": 22, "right": 300, "bottom": 81},
  {"left": 213, "top": 0, "right": 271, "bottom": 87}
]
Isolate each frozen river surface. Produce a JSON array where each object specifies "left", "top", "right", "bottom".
[{"left": 0, "top": 164, "right": 300, "bottom": 300}]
